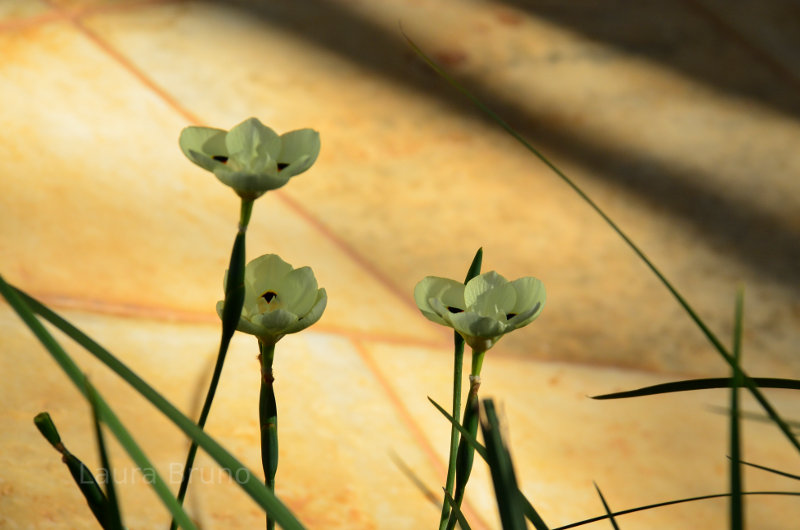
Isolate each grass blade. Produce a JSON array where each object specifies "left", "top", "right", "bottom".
[
  {"left": 553, "top": 491, "right": 800, "bottom": 529},
  {"left": 430, "top": 397, "right": 550, "bottom": 530},
  {"left": 403, "top": 35, "right": 800, "bottom": 456},
  {"left": 442, "top": 488, "right": 472, "bottom": 530},
  {"left": 729, "top": 287, "right": 745, "bottom": 530},
  {"left": 4, "top": 280, "right": 305, "bottom": 529},
  {"left": 1, "top": 277, "right": 198, "bottom": 530},
  {"left": 735, "top": 458, "right": 800, "bottom": 482},
  {"left": 86, "top": 380, "right": 124, "bottom": 530},
  {"left": 591, "top": 378, "right": 800, "bottom": 400},
  {"left": 480, "top": 400, "right": 526, "bottom": 530},
  {"left": 593, "top": 483, "right": 620, "bottom": 530},
  {"left": 33, "top": 412, "right": 109, "bottom": 526}
]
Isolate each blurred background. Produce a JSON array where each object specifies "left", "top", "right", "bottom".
[{"left": 1, "top": 0, "right": 799, "bottom": 528}]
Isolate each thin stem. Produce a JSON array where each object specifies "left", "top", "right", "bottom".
[
  {"left": 439, "top": 248, "right": 482, "bottom": 530},
  {"left": 260, "top": 341, "right": 278, "bottom": 530},
  {"left": 438, "top": 333, "right": 465, "bottom": 530},
  {"left": 171, "top": 199, "right": 252, "bottom": 530},
  {"left": 446, "top": 348, "right": 486, "bottom": 530}
]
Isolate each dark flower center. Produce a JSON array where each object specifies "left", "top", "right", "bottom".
[
  {"left": 506, "top": 313, "right": 517, "bottom": 320},
  {"left": 277, "top": 162, "right": 289, "bottom": 171},
  {"left": 447, "top": 306, "right": 464, "bottom": 313},
  {"left": 212, "top": 155, "right": 229, "bottom": 163},
  {"left": 262, "top": 291, "right": 278, "bottom": 303}
]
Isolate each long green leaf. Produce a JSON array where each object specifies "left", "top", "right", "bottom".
[
  {"left": 86, "top": 380, "right": 124, "bottom": 530},
  {"left": 592, "top": 483, "right": 620, "bottom": 530},
  {"left": 0, "top": 277, "right": 197, "bottom": 530},
  {"left": 729, "top": 287, "right": 744, "bottom": 530},
  {"left": 592, "top": 378, "right": 800, "bottom": 400},
  {"left": 430, "top": 397, "right": 550, "bottom": 530},
  {"left": 403, "top": 35, "right": 800, "bottom": 455},
  {"left": 5, "top": 281, "right": 305, "bottom": 529},
  {"left": 480, "top": 400, "right": 526, "bottom": 530},
  {"left": 442, "top": 488, "right": 472, "bottom": 530},
  {"left": 33, "top": 412, "right": 109, "bottom": 526}
]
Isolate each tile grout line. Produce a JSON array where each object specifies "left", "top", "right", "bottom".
[
  {"left": 350, "top": 337, "right": 492, "bottom": 530},
  {"left": 56, "top": 0, "right": 423, "bottom": 322}
]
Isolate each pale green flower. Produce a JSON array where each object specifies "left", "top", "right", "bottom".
[
  {"left": 180, "top": 117, "right": 320, "bottom": 200},
  {"left": 414, "top": 271, "right": 545, "bottom": 351},
  {"left": 218, "top": 254, "right": 327, "bottom": 344}
]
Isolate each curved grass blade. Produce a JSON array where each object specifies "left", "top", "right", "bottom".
[
  {"left": 4, "top": 280, "right": 305, "bottom": 530},
  {"left": 552, "top": 491, "right": 800, "bottom": 529},
  {"left": 390, "top": 451, "right": 439, "bottom": 507},
  {"left": 440, "top": 247, "right": 483, "bottom": 530},
  {"left": 1, "top": 279, "right": 198, "bottom": 530},
  {"left": 591, "top": 378, "right": 800, "bottom": 400},
  {"left": 729, "top": 287, "right": 744, "bottom": 530},
  {"left": 592, "top": 483, "right": 620, "bottom": 530},
  {"left": 402, "top": 34, "right": 800, "bottom": 455},
  {"left": 480, "top": 400, "right": 526, "bottom": 530},
  {"left": 430, "top": 397, "right": 550, "bottom": 530},
  {"left": 707, "top": 406, "right": 800, "bottom": 429},
  {"left": 735, "top": 458, "right": 800, "bottom": 482},
  {"left": 33, "top": 412, "right": 109, "bottom": 526},
  {"left": 86, "top": 380, "right": 124, "bottom": 530}
]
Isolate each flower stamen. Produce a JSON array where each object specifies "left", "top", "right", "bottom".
[{"left": 262, "top": 291, "right": 278, "bottom": 303}]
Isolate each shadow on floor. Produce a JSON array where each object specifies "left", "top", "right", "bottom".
[{"left": 214, "top": 0, "right": 800, "bottom": 291}]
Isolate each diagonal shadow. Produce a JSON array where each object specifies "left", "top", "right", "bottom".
[
  {"left": 498, "top": 0, "right": 800, "bottom": 121},
  {"left": 216, "top": 0, "right": 800, "bottom": 292}
]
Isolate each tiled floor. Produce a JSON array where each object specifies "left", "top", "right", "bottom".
[{"left": 1, "top": 0, "right": 799, "bottom": 528}]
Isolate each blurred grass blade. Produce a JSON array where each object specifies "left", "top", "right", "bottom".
[
  {"left": 553, "top": 491, "right": 800, "bottom": 529},
  {"left": 480, "top": 400, "right": 526, "bottom": 530},
  {"left": 430, "top": 397, "right": 550, "bottom": 530},
  {"left": 86, "top": 380, "right": 124, "bottom": 530},
  {"left": 33, "top": 412, "right": 109, "bottom": 526},
  {"left": 592, "top": 483, "right": 620, "bottom": 530},
  {"left": 592, "top": 377, "right": 800, "bottom": 399},
  {"left": 707, "top": 407, "right": 800, "bottom": 429},
  {"left": 389, "top": 451, "right": 439, "bottom": 507},
  {"left": 729, "top": 287, "right": 744, "bottom": 530},
  {"left": 403, "top": 34, "right": 800, "bottom": 456},
  {"left": 735, "top": 458, "right": 800, "bottom": 481},
  {"left": 442, "top": 488, "right": 472, "bottom": 530},
  {"left": 1, "top": 278, "right": 199, "bottom": 530},
  {"left": 4, "top": 280, "right": 305, "bottom": 530}
]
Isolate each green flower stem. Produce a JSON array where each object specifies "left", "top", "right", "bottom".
[
  {"left": 171, "top": 199, "right": 253, "bottom": 530},
  {"left": 439, "top": 247, "right": 483, "bottom": 530},
  {"left": 438, "top": 332, "right": 465, "bottom": 530},
  {"left": 446, "top": 348, "right": 486, "bottom": 530},
  {"left": 259, "top": 341, "right": 278, "bottom": 530}
]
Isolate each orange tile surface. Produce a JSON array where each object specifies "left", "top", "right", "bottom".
[{"left": 1, "top": 1, "right": 799, "bottom": 529}]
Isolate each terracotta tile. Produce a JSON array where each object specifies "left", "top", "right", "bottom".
[
  {"left": 0, "top": 304, "right": 444, "bottom": 528},
  {"left": 0, "top": 0, "right": 51, "bottom": 22},
  {"left": 78, "top": 0, "right": 800, "bottom": 376},
  {"left": 0, "top": 21, "right": 439, "bottom": 341},
  {"left": 359, "top": 340, "right": 800, "bottom": 529}
]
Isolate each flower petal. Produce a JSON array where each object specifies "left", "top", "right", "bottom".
[
  {"left": 509, "top": 277, "right": 546, "bottom": 314},
  {"left": 278, "top": 129, "right": 321, "bottom": 176},
  {"left": 278, "top": 266, "right": 319, "bottom": 315},
  {"left": 464, "top": 271, "right": 509, "bottom": 308},
  {"left": 179, "top": 126, "right": 227, "bottom": 161},
  {"left": 245, "top": 254, "right": 294, "bottom": 298},
  {"left": 225, "top": 118, "right": 281, "bottom": 167},
  {"left": 414, "top": 276, "right": 465, "bottom": 315},
  {"left": 448, "top": 311, "right": 506, "bottom": 339},
  {"left": 254, "top": 309, "right": 299, "bottom": 335},
  {"left": 506, "top": 301, "right": 543, "bottom": 330},
  {"left": 285, "top": 289, "right": 327, "bottom": 333}
]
